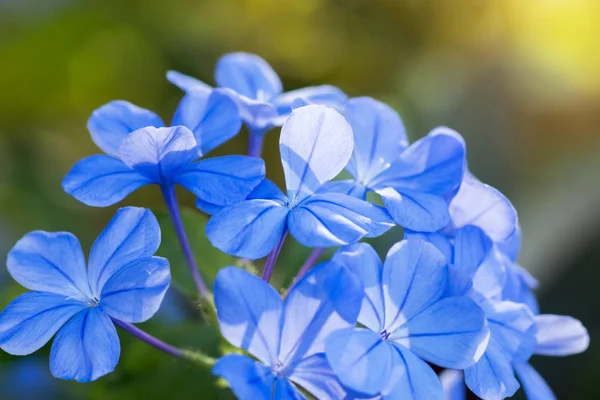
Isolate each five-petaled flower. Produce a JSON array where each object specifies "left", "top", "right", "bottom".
[
  {"left": 62, "top": 94, "right": 265, "bottom": 209},
  {"left": 205, "top": 104, "right": 395, "bottom": 260},
  {"left": 326, "top": 240, "right": 490, "bottom": 398},
  {"left": 212, "top": 261, "right": 363, "bottom": 399},
  {"left": 0, "top": 207, "right": 170, "bottom": 382}
]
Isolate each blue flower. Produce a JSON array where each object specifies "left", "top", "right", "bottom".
[
  {"left": 0, "top": 207, "right": 170, "bottom": 382},
  {"left": 212, "top": 261, "right": 363, "bottom": 399},
  {"left": 326, "top": 240, "right": 489, "bottom": 398},
  {"left": 322, "top": 97, "right": 467, "bottom": 232},
  {"left": 167, "top": 52, "right": 348, "bottom": 137},
  {"left": 62, "top": 95, "right": 265, "bottom": 208},
  {"left": 205, "top": 105, "right": 394, "bottom": 260}
]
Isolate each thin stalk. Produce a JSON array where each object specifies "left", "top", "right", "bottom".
[
  {"left": 292, "top": 248, "right": 323, "bottom": 286},
  {"left": 112, "top": 318, "right": 185, "bottom": 360},
  {"left": 161, "top": 183, "right": 209, "bottom": 298},
  {"left": 261, "top": 231, "right": 288, "bottom": 282},
  {"left": 248, "top": 132, "right": 265, "bottom": 158}
]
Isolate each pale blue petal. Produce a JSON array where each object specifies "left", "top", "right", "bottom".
[
  {"left": 62, "top": 155, "right": 152, "bottom": 207},
  {"left": 483, "top": 300, "right": 537, "bottom": 362},
  {"left": 224, "top": 91, "right": 277, "bottom": 134},
  {"left": 404, "top": 231, "right": 454, "bottom": 263},
  {"left": 471, "top": 250, "right": 507, "bottom": 299},
  {"left": 514, "top": 363, "right": 556, "bottom": 400},
  {"left": 7, "top": 231, "right": 90, "bottom": 299},
  {"left": 273, "top": 85, "right": 348, "bottom": 126},
  {"left": 87, "top": 207, "right": 161, "bottom": 297},
  {"left": 280, "top": 262, "right": 363, "bottom": 367},
  {"left": 502, "top": 263, "right": 539, "bottom": 314},
  {"left": 372, "top": 127, "right": 465, "bottom": 196},
  {"left": 440, "top": 369, "right": 466, "bottom": 400},
  {"left": 0, "top": 292, "right": 86, "bottom": 355},
  {"left": 376, "top": 187, "right": 450, "bottom": 232},
  {"left": 391, "top": 297, "right": 489, "bottom": 369},
  {"left": 49, "top": 308, "right": 119, "bottom": 382},
  {"left": 87, "top": 100, "right": 164, "bottom": 157},
  {"left": 174, "top": 155, "right": 265, "bottom": 207},
  {"left": 280, "top": 105, "right": 353, "bottom": 203},
  {"left": 166, "top": 70, "right": 212, "bottom": 92},
  {"left": 99, "top": 257, "right": 170, "bottom": 323},
  {"left": 332, "top": 243, "right": 385, "bottom": 332},
  {"left": 119, "top": 126, "right": 201, "bottom": 181},
  {"left": 289, "top": 353, "right": 349, "bottom": 400},
  {"left": 213, "top": 267, "right": 283, "bottom": 364},
  {"left": 534, "top": 314, "right": 589, "bottom": 356},
  {"left": 171, "top": 88, "right": 241, "bottom": 154},
  {"left": 288, "top": 193, "right": 394, "bottom": 247},
  {"left": 382, "top": 344, "right": 443, "bottom": 400},
  {"left": 325, "top": 328, "right": 394, "bottom": 397},
  {"left": 344, "top": 97, "right": 408, "bottom": 184},
  {"left": 464, "top": 339, "right": 519, "bottom": 400},
  {"left": 206, "top": 200, "right": 289, "bottom": 259},
  {"left": 381, "top": 240, "right": 447, "bottom": 332},
  {"left": 212, "top": 355, "right": 284, "bottom": 400},
  {"left": 498, "top": 225, "right": 522, "bottom": 262},
  {"left": 318, "top": 180, "right": 367, "bottom": 199},
  {"left": 215, "top": 52, "right": 282, "bottom": 101},
  {"left": 448, "top": 174, "right": 517, "bottom": 242}
]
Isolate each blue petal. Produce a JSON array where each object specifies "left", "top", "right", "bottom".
[
  {"left": 446, "top": 265, "right": 474, "bottom": 298},
  {"left": 404, "top": 230, "right": 454, "bottom": 263},
  {"left": 223, "top": 91, "right": 277, "bottom": 134},
  {"left": 288, "top": 193, "right": 394, "bottom": 247},
  {"left": 344, "top": 97, "right": 408, "bottom": 184},
  {"left": 448, "top": 174, "right": 517, "bottom": 242},
  {"left": 381, "top": 240, "right": 448, "bottom": 332},
  {"left": 87, "top": 100, "right": 164, "bottom": 157},
  {"left": 49, "top": 308, "right": 119, "bottom": 382},
  {"left": 213, "top": 355, "right": 302, "bottom": 400},
  {"left": 498, "top": 225, "right": 522, "bottom": 262},
  {"left": 325, "top": 328, "right": 394, "bottom": 397},
  {"left": 534, "top": 314, "right": 589, "bottom": 356},
  {"left": 119, "top": 126, "right": 201, "bottom": 182},
  {"left": 332, "top": 243, "right": 385, "bottom": 332},
  {"left": 371, "top": 127, "right": 465, "bottom": 195},
  {"left": 62, "top": 155, "right": 152, "bottom": 207},
  {"left": 272, "top": 85, "right": 348, "bottom": 126},
  {"left": 382, "top": 344, "right": 443, "bottom": 400},
  {"left": 247, "top": 179, "right": 288, "bottom": 202},
  {"left": 318, "top": 180, "right": 367, "bottom": 198},
  {"left": 289, "top": 353, "right": 349, "bottom": 400},
  {"left": 440, "top": 369, "right": 466, "bottom": 400},
  {"left": 215, "top": 52, "right": 282, "bottom": 101},
  {"left": 483, "top": 300, "right": 537, "bottom": 362},
  {"left": 464, "top": 339, "right": 519, "bottom": 400},
  {"left": 166, "top": 70, "right": 212, "bottom": 92},
  {"left": 206, "top": 199, "right": 288, "bottom": 259},
  {"left": 195, "top": 198, "right": 227, "bottom": 215},
  {"left": 502, "top": 263, "right": 539, "bottom": 314},
  {"left": 213, "top": 267, "right": 283, "bottom": 364},
  {"left": 7, "top": 231, "right": 91, "bottom": 299},
  {"left": 279, "top": 262, "right": 363, "bottom": 367},
  {"left": 174, "top": 155, "right": 265, "bottom": 207},
  {"left": 391, "top": 297, "right": 489, "bottom": 369},
  {"left": 0, "top": 292, "right": 86, "bottom": 355},
  {"left": 171, "top": 88, "right": 241, "bottom": 154},
  {"left": 514, "top": 363, "right": 556, "bottom": 400},
  {"left": 280, "top": 105, "right": 353, "bottom": 203},
  {"left": 87, "top": 207, "right": 161, "bottom": 297},
  {"left": 99, "top": 257, "right": 170, "bottom": 323},
  {"left": 376, "top": 187, "right": 450, "bottom": 232}
]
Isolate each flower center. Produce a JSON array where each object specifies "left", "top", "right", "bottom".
[
  {"left": 380, "top": 329, "right": 391, "bottom": 340},
  {"left": 87, "top": 296, "right": 100, "bottom": 308}
]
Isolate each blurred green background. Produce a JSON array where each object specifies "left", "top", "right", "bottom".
[{"left": 0, "top": 0, "right": 599, "bottom": 398}]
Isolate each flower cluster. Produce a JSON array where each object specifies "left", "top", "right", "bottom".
[{"left": 0, "top": 52, "right": 589, "bottom": 399}]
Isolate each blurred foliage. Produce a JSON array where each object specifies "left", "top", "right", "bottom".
[{"left": 0, "top": 0, "right": 599, "bottom": 398}]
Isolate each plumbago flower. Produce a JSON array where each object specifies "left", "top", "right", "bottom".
[
  {"left": 323, "top": 97, "right": 466, "bottom": 232},
  {"left": 212, "top": 261, "right": 363, "bottom": 399},
  {"left": 326, "top": 240, "right": 489, "bottom": 398},
  {"left": 205, "top": 105, "right": 394, "bottom": 260},
  {"left": 167, "top": 52, "right": 348, "bottom": 156},
  {"left": 62, "top": 91, "right": 264, "bottom": 209},
  {"left": 0, "top": 207, "right": 169, "bottom": 382}
]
